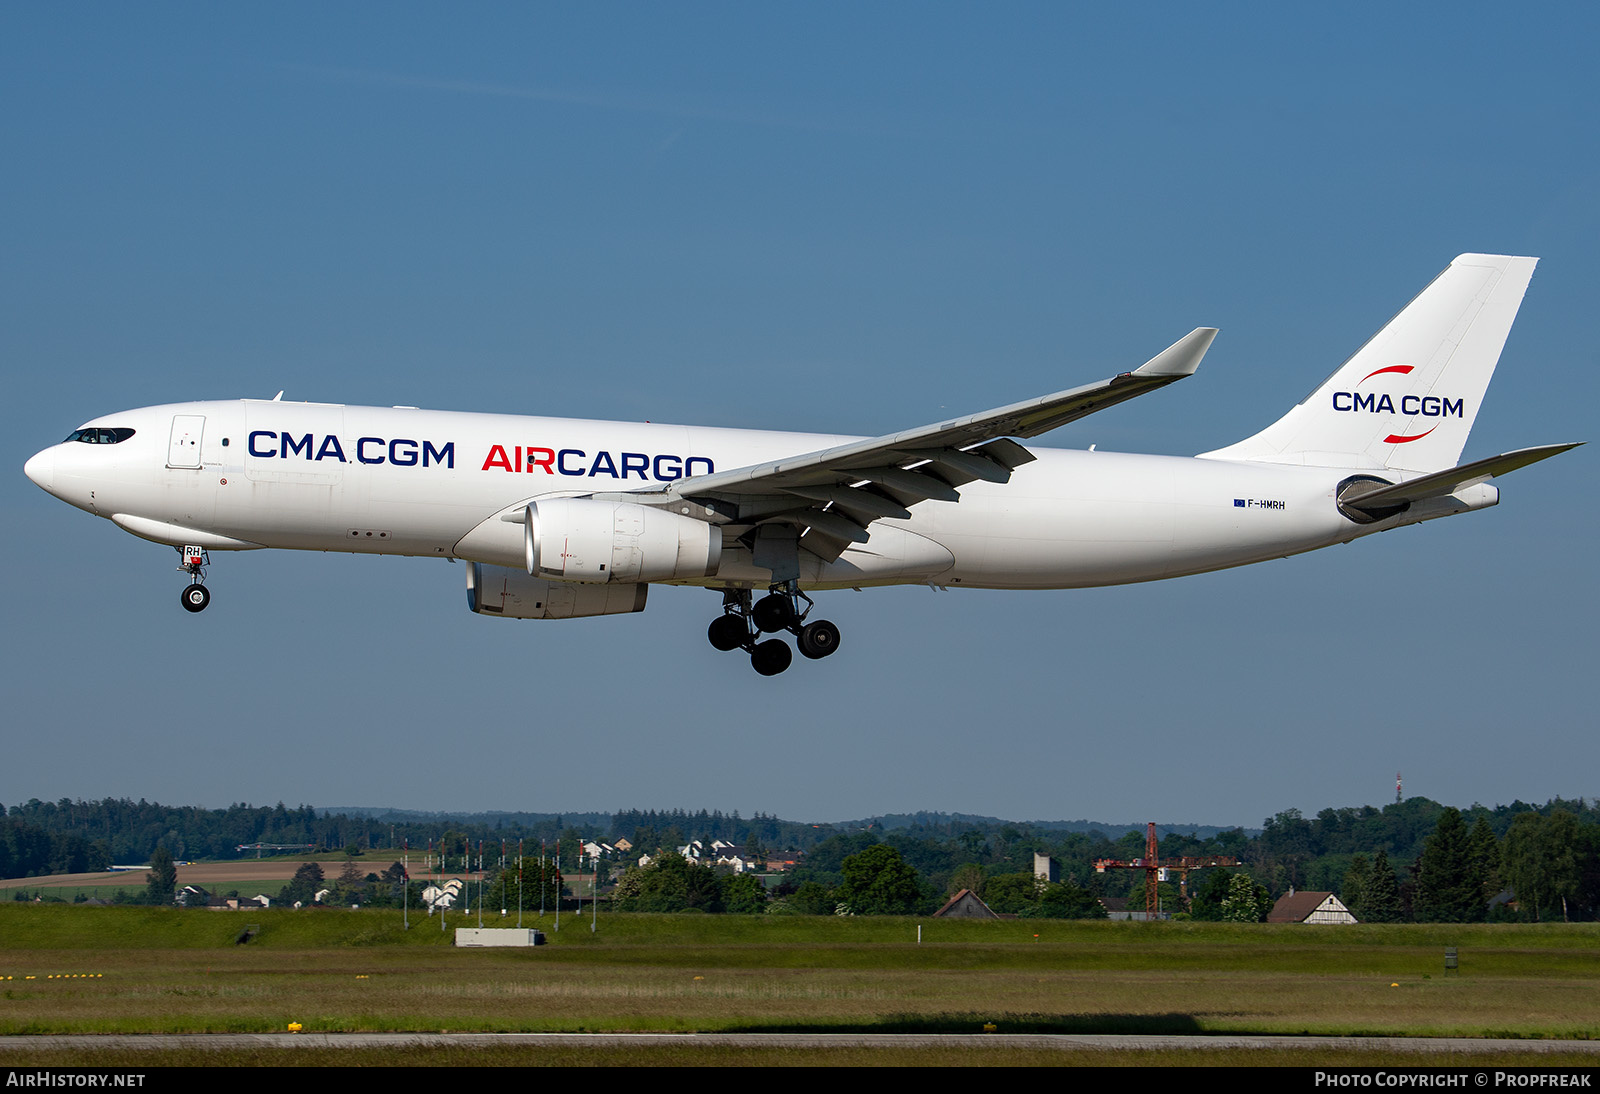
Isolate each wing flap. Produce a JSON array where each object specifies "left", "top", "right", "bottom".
[
  {"left": 780, "top": 507, "right": 872, "bottom": 544},
  {"left": 782, "top": 485, "right": 914, "bottom": 521},
  {"left": 901, "top": 447, "right": 1013, "bottom": 484},
  {"left": 847, "top": 465, "right": 962, "bottom": 503}
]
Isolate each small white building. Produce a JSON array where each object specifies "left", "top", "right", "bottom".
[{"left": 422, "top": 878, "right": 464, "bottom": 910}]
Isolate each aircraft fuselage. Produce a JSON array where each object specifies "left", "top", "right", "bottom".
[{"left": 24, "top": 397, "right": 1488, "bottom": 592}]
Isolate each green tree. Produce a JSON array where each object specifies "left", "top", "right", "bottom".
[
  {"left": 1414, "top": 808, "right": 1481, "bottom": 922},
  {"left": 370, "top": 861, "right": 409, "bottom": 907},
  {"left": 1361, "top": 849, "right": 1404, "bottom": 922},
  {"left": 335, "top": 856, "right": 365, "bottom": 905},
  {"left": 611, "top": 853, "right": 722, "bottom": 913},
  {"left": 786, "top": 880, "right": 835, "bottom": 915},
  {"left": 1258, "top": 809, "right": 1315, "bottom": 890},
  {"left": 722, "top": 873, "right": 768, "bottom": 915},
  {"left": 946, "top": 863, "right": 986, "bottom": 898},
  {"left": 1541, "top": 810, "right": 1580, "bottom": 922},
  {"left": 836, "top": 844, "right": 923, "bottom": 915},
  {"left": 1028, "top": 881, "right": 1107, "bottom": 919},
  {"left": 144, "top": 845, "right": 177, "bottom": 906},
  {"left": 981, "top": 872, "right": 1041, "bottom": 914},
  {"left": 1188, "top": 869, "right": 1239, "bottom": 921},
  {"left": 1220, "top": 873, "right": 1261, "bottom": 922},
  {"left": 1466, "top": 816, "right": 1501, "bottom": 905},
  {"left": 279, "top": 861, "right": 325, "bottom": 907},
  {"left": 1503, "top": 811, "right": 1580, "bottom": 921},
  {"left": 1341, "top": 854, "right": 1371, "bottom": 920}
]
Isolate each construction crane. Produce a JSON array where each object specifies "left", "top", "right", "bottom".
[{"left": 1093, "top": 822, "right": 1241, "bottom": 918}]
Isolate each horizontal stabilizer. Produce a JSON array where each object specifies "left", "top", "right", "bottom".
[{"left": 1339, "top": 443, "right": 1582, "bottom": 510}]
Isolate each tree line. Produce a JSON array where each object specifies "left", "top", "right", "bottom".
[
  {"left": 0, "top": 798, "right": 840, "bottom": 880},
  {"left": 9, "top": 795, "right": 1600, "bottom": 922},
  {"left": 600, "top": 802, "right": 1600, "bottom": 922}
]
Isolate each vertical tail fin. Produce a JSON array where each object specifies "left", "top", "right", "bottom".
[{"left": 1199, "top": 254, "right": 1538, "bottom": 473}]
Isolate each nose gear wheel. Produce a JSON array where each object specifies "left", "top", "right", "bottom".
[{"left": 177, "top": 545, "right": 212, "bottom": 613}]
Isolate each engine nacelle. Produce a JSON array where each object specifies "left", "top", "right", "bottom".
[
  {"left": 524, "top": 498, "right": 722, "bottom": 584},
  {"left": 466, "top": 562, "right": 648, "bottom": 620}
]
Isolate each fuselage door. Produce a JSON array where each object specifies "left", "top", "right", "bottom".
[{"left": 167, "top": 415, "right": 205, "bottom": 469}]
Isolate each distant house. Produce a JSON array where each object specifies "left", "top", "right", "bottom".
[
  {"left": 711, "top": 845, "right": 778, "bottom": 874},
  {"left": 1267, "top": 889, "right": 1357, "bottom": 924},
  {"left": 714, "top": 852, "right": 757, "bottom": 874},
  {"left": 422, "top": 879, "right": 463, "bottom": 910},
  {"left": 638, "top": 844, "right": 800, "bottom": 873},
  {"left": 934, "top": 889, "right": 999, "bottom": 918}
]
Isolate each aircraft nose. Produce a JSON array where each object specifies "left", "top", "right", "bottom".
[{"left": 23, "top": 448, "right": 55, "bottom": 493}]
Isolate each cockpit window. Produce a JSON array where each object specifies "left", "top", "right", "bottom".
[{"left": 65, "top": 427, "right": 136, "bottom": 444}]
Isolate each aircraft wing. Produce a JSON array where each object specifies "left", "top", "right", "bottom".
[{"left": 650, "top": 327, "right": 1217, "bottom": 558}]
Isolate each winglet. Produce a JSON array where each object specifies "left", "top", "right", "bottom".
[{"left": 1133, "top": 327, "right": 1218, "bottom": 378}]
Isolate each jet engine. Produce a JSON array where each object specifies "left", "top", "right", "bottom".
[
  {"left": 524, "top": 498, "right": 722, "bottom": 584},
  {"left": 466, "top": 562, "right": 647, "bottom": 619}
]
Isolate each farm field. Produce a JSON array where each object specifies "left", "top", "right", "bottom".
[
  {"left": 0, "top": 855, "right": 588, "bottom": 903},
  {"left": 2, "top": 904, "right": 1598, "bottom": 1066}
]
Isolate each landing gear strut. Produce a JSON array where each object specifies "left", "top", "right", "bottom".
[
  {"left": 706, "top": 583, "right": 840, "bottom": 675},
  {"left": 177, "top": 545, "right": 211, "bottom": 614}
]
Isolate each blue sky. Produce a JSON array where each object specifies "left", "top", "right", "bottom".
[{"left": 3, "top": 4, "right": 1595, "bottom": 829}]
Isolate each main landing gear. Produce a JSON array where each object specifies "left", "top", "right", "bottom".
[
  {"left": 707, "top": 583, "right": 841, "bottom": 676},
  {"left": 177, "top": 545, "right": 211, "bottom": 614}
]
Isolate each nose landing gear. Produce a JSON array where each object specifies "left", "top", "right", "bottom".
[
  {"left": 706, "top": 583, "right": 840, "bottom": 675},
  {"left": 177, "top": 545, "right": 211, "bottom": 614}
]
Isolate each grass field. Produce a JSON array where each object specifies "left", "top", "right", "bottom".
[
  {"left": 8, "top": 1043, "right": 1600, "bottom": 1067},
  {"left": 3, "top": 904, "right": 1598, "bottom": 1066}
]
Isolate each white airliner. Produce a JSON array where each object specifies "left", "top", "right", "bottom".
[{"left": 23, "top": 254, "right": 1580, "bottom": 675}]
